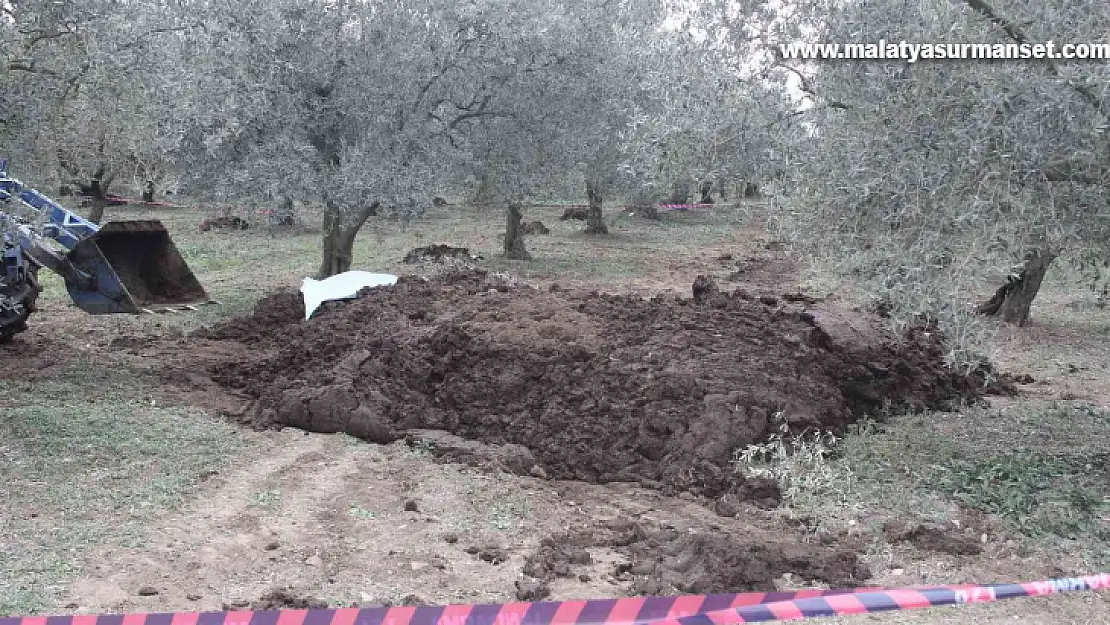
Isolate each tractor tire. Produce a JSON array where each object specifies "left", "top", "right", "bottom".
[{"left": 0, "top": 269, "right": 41, "bottom": 344}]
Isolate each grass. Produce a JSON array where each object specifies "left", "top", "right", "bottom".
[
  {"left": 0, "top": 359, "right": 243, "bottom": 615},
  {"left": 856, "top": 404, "right": 1106, "bottom": 537},
  {"left": 928, "top": 450, "right": 1107, "bottom": 539},
  {"left": 738, "top": 400, "right": 1110, "bottom": 570},
  {"left": 252, "top": 489, "right": 283, "bottom": 508},
  {"left": 348, "top": 503, "right": 377, "bottom": 520}
]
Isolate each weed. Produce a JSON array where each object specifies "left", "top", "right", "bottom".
[
  {"left": 252, "top": 490, "right": 282, "bottom": 507},
  {"left": 408, "top": 438, "right": 434, "bottom": 457},
  {"left": 734, "top": 415, "right": 856, "bottom": 508},
  {"left": 348, "top": 503, "right": 376, "bottom": 520},
  {"left": 485, "top": 497, "right": 531, "bottom": 531}
]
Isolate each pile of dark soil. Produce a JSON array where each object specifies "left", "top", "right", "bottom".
[
  {"left": 199, "top": 216, "right": 250, "bottom": 231},
  {"left": 560, "top": 206, "right": 588, "bottom": 220},
  {"left": 201, "top": 270, "right": 999, "bottom": 499},
  {"left": 523, "top": 519, "right": 870, "bottom": 595},
  {"left": 226, "top": 589, "right": 328, "bottom": 610},
  {"left": 882, "top": 520, "right": 984, "bottom": 556},
  {"left": 402, "top": 244, "right": 482, "bottom": 264},
  {"left": 521, "top": 220, "right": 550, "bottom": 235}
]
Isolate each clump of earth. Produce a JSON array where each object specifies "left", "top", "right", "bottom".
[
  {"left": 200, "top": 270, "right": 1000, "bottom": 500},
  {"left": 522, "top": 519, "right": 871, "bottom": 597}
]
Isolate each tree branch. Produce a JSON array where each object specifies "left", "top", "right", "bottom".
[
  {"left": 768, "top": 60, "right": 851, "bottom": 111},
  {"left": 6, "top": 60, "right": 61, "bottom": 76},
  {"left": 109, "top": 23, "right": 199, "bottom": 55},
  {"left": 962, "top": 0, "right": 1027, "bottom": 43},
  {"left": 1041, "top": 159, "right": 1107, "bottom": 184},
  {"left": 22, "top": 26, "right": 79, "bottom": 49},
  {"left": 962, "top": 0, "right": 1105, "bottom": 112},
  {"left": 411, "top": 62, "right": 459, "bottom": 114},
  {"left": 447, "top": 109, "right": 509, "bottom": 131}
]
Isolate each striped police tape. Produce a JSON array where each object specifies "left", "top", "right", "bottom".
[
  {"left": 1, "top": 574, "right": 1105, "bottom": 625},
  {"left": 663, "top": 574, "right": 1109, "bottom": 623}
]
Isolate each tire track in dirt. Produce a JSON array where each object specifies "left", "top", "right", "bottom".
[
  {"left": 64, "top": 430, "right": 576, "bottom": 613},
  {"left": 63, "top": 425, "right": 880, "bottom": 614},
  {"left": 66, "top": 430, "right": 347, "bottom": 612}
]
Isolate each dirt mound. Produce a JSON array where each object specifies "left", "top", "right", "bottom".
[
  {"left": 403, "top": 244, "right": 482, "bottom": 264},
  {"left": 200, "top": 216, "right": 250, "bottom": 231},
  {"left": 203, "top": 270, "right": 997, "bottom": 499},
  {"left": 882, "top": 520, "right": 984, "bottom": 556},
  {"left": 195, "top": 290, "right": 306, "bottom": 342},
  {"left": 523, "top": 519, "right": 870, "bottom": 594},
  {"left": 561, "top": 206, "right": 588, "bottom": 220},
  {"left": 226, "top": 589, "right": 328, "bottom": 610},
  {"left": 521, "top": 220, "right": 550, "bottom": 235}
]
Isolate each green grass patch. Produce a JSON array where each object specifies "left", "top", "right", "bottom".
[
  {"left": 739, "top": 401, "right": 1109, "bottom": 567},
  {"left": 926, "top": 450, "right": 1108, "bottom": 539},
  {"left": 0, "top": 366, "right": 242, "bottom": 616},
  {"left": 837, "top": 402, "right": 1109, "bottom": 541}
]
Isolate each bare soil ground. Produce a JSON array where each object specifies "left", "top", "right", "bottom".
[{"left": 1, "top": 200, "right": 1106, "bottom": 623}]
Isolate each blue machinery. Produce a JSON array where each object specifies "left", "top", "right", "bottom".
[{"left": 0, "top": 159, "right": 215, "bottom": 341}]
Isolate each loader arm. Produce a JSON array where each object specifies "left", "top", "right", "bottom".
[
  {"left": 1, "top": 159, "right": 216, "bottom": 319},
  {"left": 7, "top": 223, "right": 95, "bottom": 289}
]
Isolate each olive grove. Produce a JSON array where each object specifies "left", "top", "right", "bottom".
[
  {"left": 3, "top": 0, "right": 802, "bottom": 274},
  {"left": 8, "top": 0, "right": 1105, "bottom": 353},
  {"left": 761, "top": 0, "right": 1108, "bottom": 348},
  {"left": 1, "top": 0, "right": 193, "bottom": 222}
]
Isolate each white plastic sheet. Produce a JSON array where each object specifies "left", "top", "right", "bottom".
[{"left": 300, "top": 270, "right": 398, "bottom": 319}]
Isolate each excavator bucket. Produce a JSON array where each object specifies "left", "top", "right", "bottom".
[{"left": 62, "top": 220, "right": 215, "bottom": 314}]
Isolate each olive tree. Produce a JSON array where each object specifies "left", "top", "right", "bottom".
[
  {"left": 771, "top": 0, "right": 1110, "bottom": 342},
  {"left": 179, "top": 0, "right": 567, "bottom": 277},
  {"left": 1, "top": 0, "right": 194, "bottom": 221},
  {"left": 615, "top": 13, "right": 798, "bottom": 210},
  {"left": 450, "top": 0, "right": 673, "bottom": 252},
  {"left": 539, "top": 2, "right": 670, "bottom": 235}
]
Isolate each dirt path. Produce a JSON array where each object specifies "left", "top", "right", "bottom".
[
  {"left": 62, "top": 428, "right": 859, "bottom": 614},
  {"left": 67, "top": 429, "right": 561, "bottom": 612},
  {"left": 62, "top": 427, "right": 1106, "bottom": 622}
]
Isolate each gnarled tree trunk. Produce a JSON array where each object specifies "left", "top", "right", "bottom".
[
  {"left": 504, "top": 202, "right": 531, "bottom": 260},
  {"left": 83, "top": 164, "right": 116, "bottom": 224},
  {"left": 584, "top": 181, "right": 607, "bottom": 234},
  {"left": 469, "top": 171, "right": 497, "bottom": 208},
  {"left": 977, "top": 248, "right": 1056, "bottom": 326},
  {"left": 317, "top": 196, "right": 379, "bottom": 279},
  {"left": 697, "top": 180, "right": 714, "bottom": 204}
]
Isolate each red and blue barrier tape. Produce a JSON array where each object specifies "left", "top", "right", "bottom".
[
  {"left": 2, "top": 574, "right": 1105, "bottom": 625},
  {"left": 660, "top": 574, "right": 1109, "bottom": 623}
]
